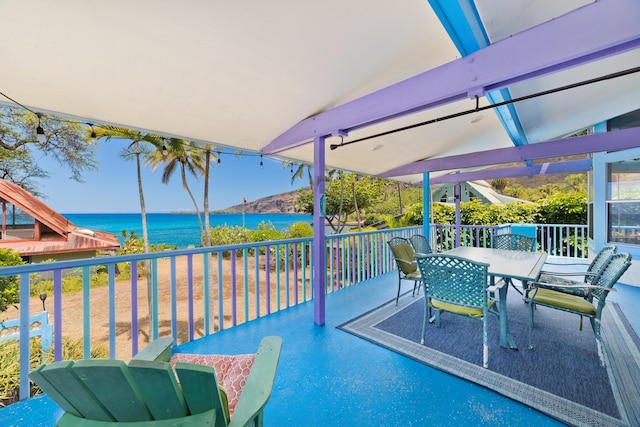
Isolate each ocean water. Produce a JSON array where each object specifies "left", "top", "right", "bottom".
[{"left": 63, "top": 213, "right": 313, "bottom": 248}]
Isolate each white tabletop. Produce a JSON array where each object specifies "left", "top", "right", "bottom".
[{"left": 445, "top": 246, "right": 548, "bottom": 282}]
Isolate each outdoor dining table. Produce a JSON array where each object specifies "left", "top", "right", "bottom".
[{"left": 444, "top": 246, "right": 548, "bottom": 350}]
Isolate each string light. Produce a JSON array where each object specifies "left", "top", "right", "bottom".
[
  {"left": 88, "top": 123, "right": 97, "bottom": 141},
  {"left": 0, "top": 89, "right": 303, "bottom": 171}
]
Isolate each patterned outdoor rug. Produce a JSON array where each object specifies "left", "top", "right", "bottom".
[{"left": 338, "top": 290, "right": 640, "bottom": 427}]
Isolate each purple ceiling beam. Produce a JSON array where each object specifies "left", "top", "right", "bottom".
[
  {"left": 381, "top": 127, "right": 640, "bottom": 177},
  {"left": 263, "top": 0, "right": 640, "bottom": 155},
  {"left": 429, "top": 159, "right": 592, "bottom": 185}
]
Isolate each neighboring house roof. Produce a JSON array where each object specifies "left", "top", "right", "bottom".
[{"left": 0, "top": 180, "right": 120, "bottom": 257}]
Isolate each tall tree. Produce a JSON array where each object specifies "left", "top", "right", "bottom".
[
  {"left": 146, "top": 138, "right": 206, "bottom": 244},
  {"left": 0, "top": 106, "right": 98, "bottom": 189},
  {"left": 95, "top": 126, "right": 157, "bottom": 334}
]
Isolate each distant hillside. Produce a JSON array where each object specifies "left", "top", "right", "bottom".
[
  {"left": 497, "top": 155, "right": 588, "bottom": 189},
  {"left": 218, "top": 189, "right": 305, "bottom": 214},
  {"left": 219, "top": 156, "right": 585, "bottom": 214}
]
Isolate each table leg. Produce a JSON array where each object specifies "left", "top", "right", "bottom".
[{"left": 495, "top": 276, "right": 518, "bottom": 350}]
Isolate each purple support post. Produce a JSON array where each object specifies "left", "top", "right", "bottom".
[
  {"left": 313, "top": 135, "right": 327, "bottom": 325},
  {"left": 455, "top": 183, "right": 461, "bottom": 247}
]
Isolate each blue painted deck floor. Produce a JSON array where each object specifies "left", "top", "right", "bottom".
[{"left": 4, "top": 273, "right": 640, "bottom": 426}]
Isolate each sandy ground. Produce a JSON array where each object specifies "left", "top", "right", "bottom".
[{"left": 2, "top": 255, "right": 311, "bottom": 360}]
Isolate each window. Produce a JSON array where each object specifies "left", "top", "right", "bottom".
[
  {"left": 1, "top": 201, "right": 36, "bottom": 240},
  {"left": 607, "top": 159, "right": 640, "bottom": 245}
]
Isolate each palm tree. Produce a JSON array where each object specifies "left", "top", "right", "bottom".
[
  {"left": 94, "top": 126, "right": 156, "bottom": 333},
  {"left": 198, "top": 145, "right": 219, "bottom": 247},
  {"left": 146, "top": 138, "right": 206, "bottom": 244},
  {"left": 286, "top": 161, "right": 314, "bottom": 187}
]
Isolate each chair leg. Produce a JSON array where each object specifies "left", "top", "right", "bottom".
[
  {"left": 396, "top": 279, "right": 401, "bottom": 306},
  {"left": 421, "top": 301, "right": 428, "bottom": 345},
  {"left": 592, "top": 317, "right": 606, "bottom": 367},
  {"left": 483, "top": 317, "right": 489, "bottom": 369},
  {"left": 527, "top": 301, "right": 535, "bottom": 350}
]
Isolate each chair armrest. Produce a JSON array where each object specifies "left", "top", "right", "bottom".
[
  {"left": 530, "top": 281, "right": 617, "bottom": 292},
  {"left": 487, "top": 278, "right": 506, "bottom": 293},
  {"left": 132, "top": 337, "right": 174, "bottom": 362},
  {"left": 538, "top": 270, "right": 597, "bottom": 277},
  {"left": 396, "top": 258, "right": 416, "bottom": 266},
  {"left": 543, "top": 261, "right": 590, "bottom": 266},
  {"left": 228, "top": 336, "right": 283, "bottom": 427}
]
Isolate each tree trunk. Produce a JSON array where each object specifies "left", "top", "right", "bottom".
[
  {"left": 135, "top": 142, "right": 154, "bottom": 337},
  {"left": 181, "top": 166, "right": 204, "bottom": 245},
  {"left": 203, "top": 152, "right": 211, "bottom": 247}
]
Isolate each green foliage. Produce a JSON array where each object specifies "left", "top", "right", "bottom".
[
  {"left": 250, "top": 222, "right": 286, "bottom": 243},
  {"left": 432, "top": 203, "right": 455, "bottom": 224},
  {"left": 490, "top": 178, "right": 508, "bottom": 193},
  {"left": 535, "top": 192, "right": 588, "bottom": 224},
  {"left": 0, "top": 249, "right": 24, "bottom": 312},
  {"left": 0, "top": 337, "right": 108, "bottom": 406},
  {"left": 399, "top": 203, "right": 424, "bottom": 226},
  {"left": 286, "top": 222, "right": 313, "bottom": 238},
  {"left": 209, "top": 225, "right": 252, "bottom": 246},
  {"left": 29, "top": 271, "right": 111, "bottom": 298},
  {"left": 117, "top": 231, "right": 176, "bottom": 255},
  {"left": 296, "top": 172, "right": 389, "bottom": 232},
  {"left": 0, "top": 106, "right": 98, "bottom": 187},
  {"left": 381, "top": 214, "right": 402, "bottom": 229}
]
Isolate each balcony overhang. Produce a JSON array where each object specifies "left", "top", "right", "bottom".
[
  {"left": 262, "top": 0, "right": 640, "bottom": 156},
  {"left": 381, "top": 127, "right": 640, "bottom": 177}
]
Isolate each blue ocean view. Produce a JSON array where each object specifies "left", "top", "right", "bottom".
[{"left": 63, "top": 213, "right": 313, "bottom": 248}]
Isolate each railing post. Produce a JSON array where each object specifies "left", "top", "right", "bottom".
[{"left": 312, "top": 135, "right": 327, "bottom": 325}]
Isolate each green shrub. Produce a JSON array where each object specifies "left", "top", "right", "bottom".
[
  {"left": 399, "top": 203, "right": 424, "bottom": 226},
  {"left": 0, "top": 249, "right": 25, "bottom": 313},
  {"left": 536, "top": 192, "right": 588, "bottom": 225},
  {"left": 286, "top": 222, "right": 313, "bottom": 238},
  {"left": 29, "top": 271, "right": 111, "bottom": 298},
  {"left": 0, "top": 337, "right": 108, "bottom": 406},
  {"left": 250, "top": 222, "right": 285, "bottom": 243}
]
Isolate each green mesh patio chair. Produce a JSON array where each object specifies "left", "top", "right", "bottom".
[
  {"left": 535, "top": 245, "right": 616, "bottom": 297},
  {"left": 388, "top": 237, "right": 421, "bottom": 306},
  {"left": 492, "top": 232, "right": 536, "bottom": 294},
  {"left": 409, "top": 234, "right": 432, "bottom": 255},
  {"left": 415, "top": 253, "right": 499, "bottom": 369},
  {"left": 524, "top": 252, "right": 631, "bottom": 367}
]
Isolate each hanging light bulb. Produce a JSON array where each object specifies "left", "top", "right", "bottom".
[
  {"left": 217, "top": 151, "right": 221, "bottom": 164},
  {"left": 36, "top": 113, "right": 46, "bottom": 143},
  {"left": 259, "top": 155, "right": 263, "bottom": 169},
  {"left": 88, "top": 124, "right": 97, "bottom": 141}
]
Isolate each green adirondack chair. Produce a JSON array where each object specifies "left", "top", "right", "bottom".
[{"left": 29, "top": 336, "right": 282, "bottom": 427}]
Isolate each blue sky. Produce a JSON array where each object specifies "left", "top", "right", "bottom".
[{"left": 35, "top": 138, "right": 309, "bottom": 213}]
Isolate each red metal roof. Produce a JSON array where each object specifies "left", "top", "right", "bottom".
[{"left": 0, "top": 180, "right": 120, "bottom": 256}]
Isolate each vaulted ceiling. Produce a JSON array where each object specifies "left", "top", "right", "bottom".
[{"left": 1, "top": 0, "right": 639, "bottom": 183}]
